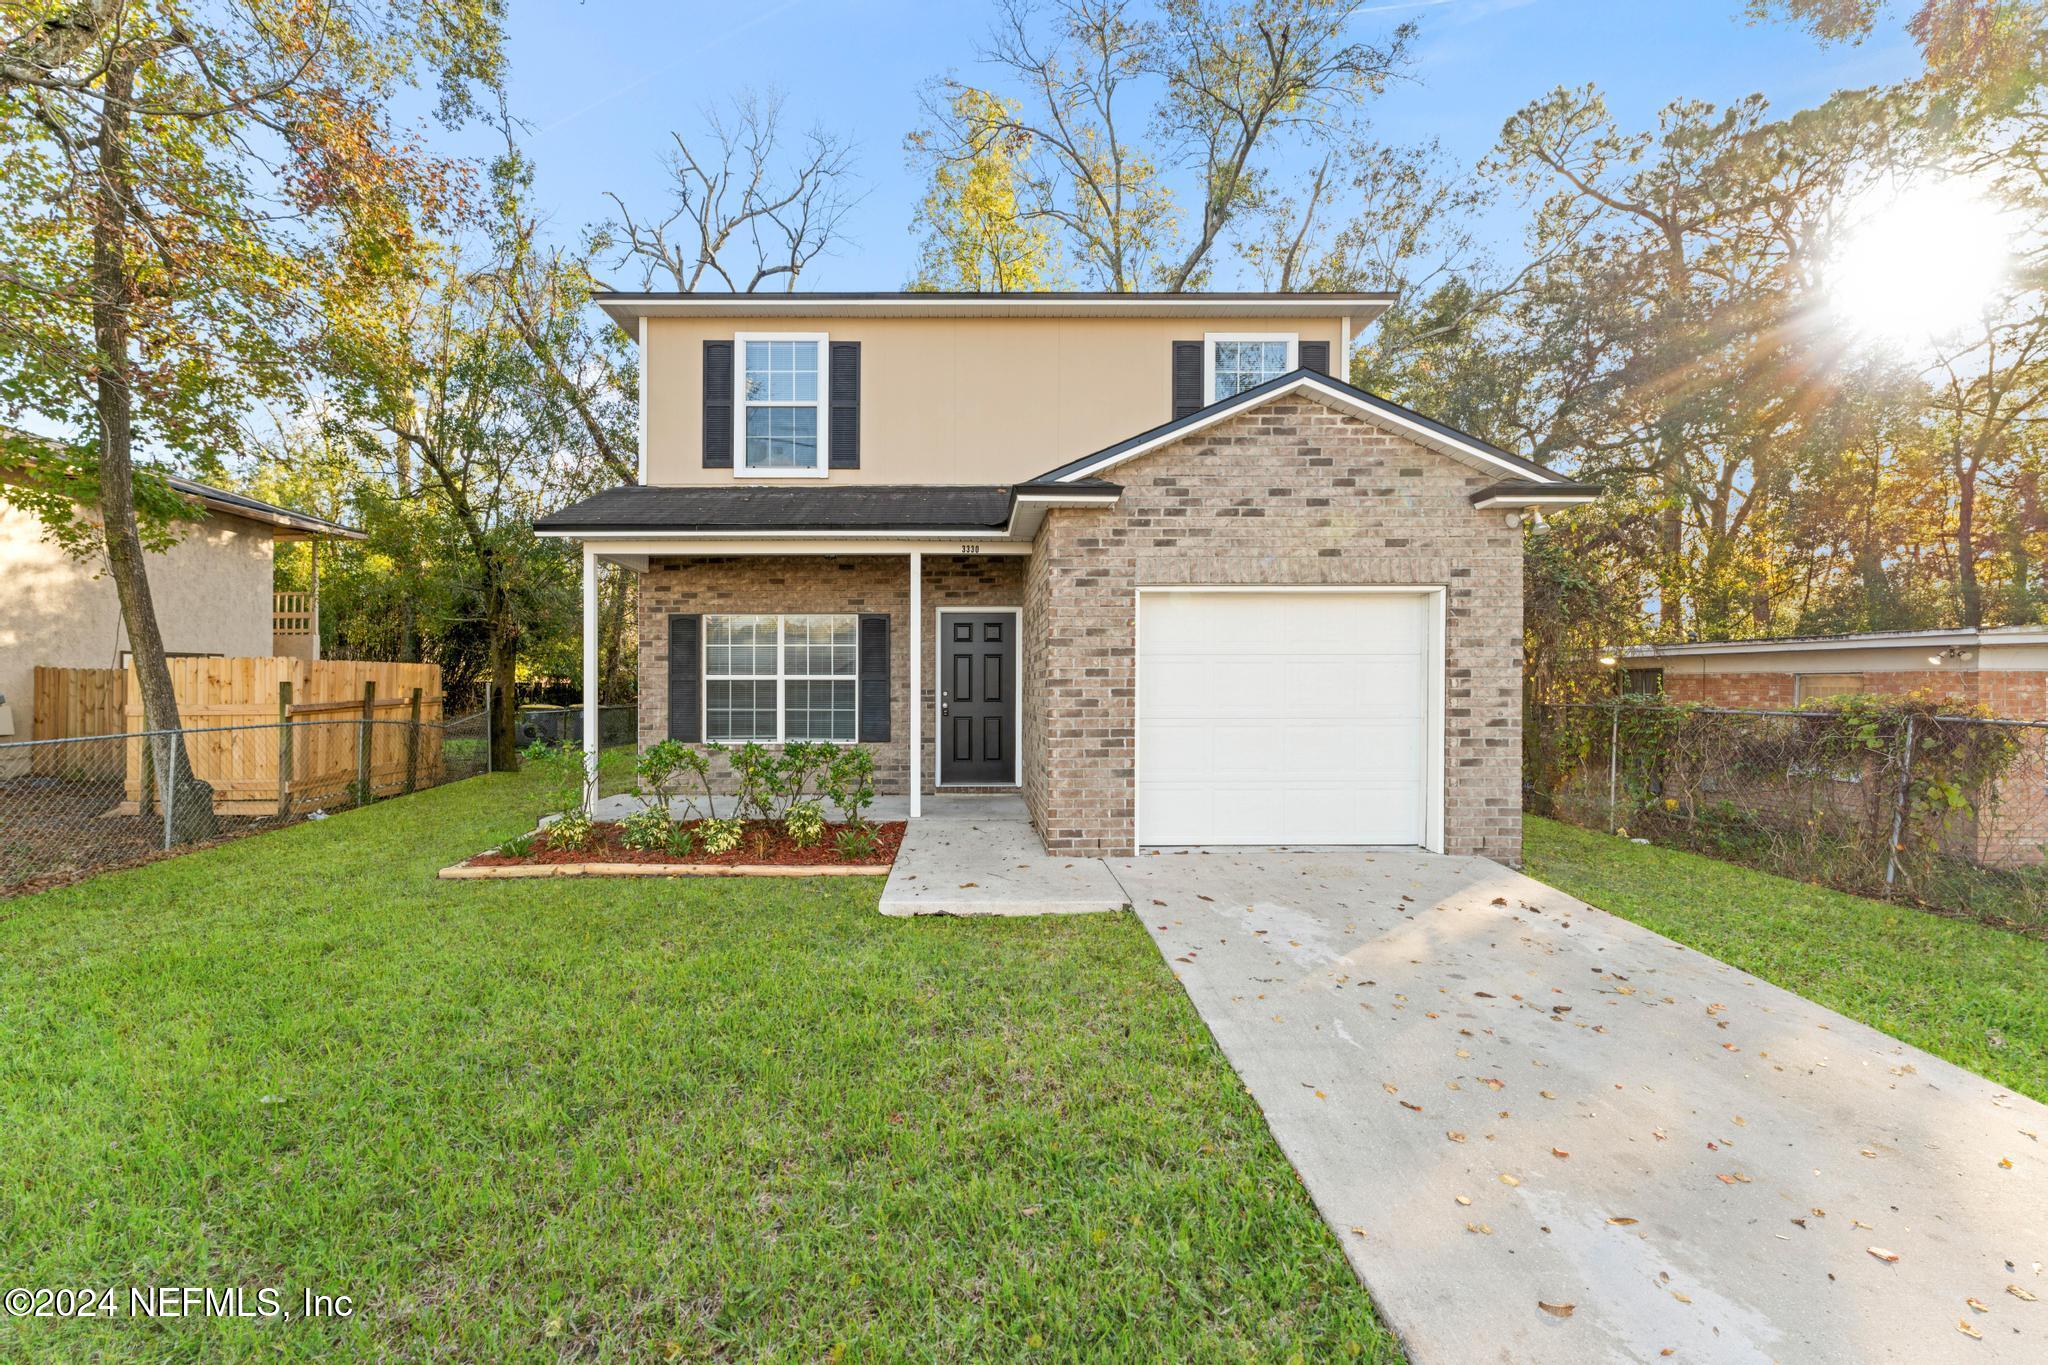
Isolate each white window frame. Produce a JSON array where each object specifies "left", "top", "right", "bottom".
[
  {"left": 702, "top": 613, "right": 860, "bottom": 745},
  {"left": 1203, "top": 332, "right": 1298, "bottom": 404},
  {"left": 733, "top": 331, "right": 831, "bottom": 479}
]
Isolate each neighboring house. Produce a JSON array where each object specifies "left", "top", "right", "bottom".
[
  {"left": 535, "top": 292, "right": 1596, "bottom": 860},
  {"left": 0, "top": 469, "right": 362, "bottom": 769},
  {"left": 1625, "top": 627, "right": 2048, "bottom": 866}
]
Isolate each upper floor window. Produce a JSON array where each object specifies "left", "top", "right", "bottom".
[
  {"left": 1206, "top": 333, "right": 1297, "bottom": 402},
  {"left": 738, "top": 333, "right": 828, "bottom": 476}
]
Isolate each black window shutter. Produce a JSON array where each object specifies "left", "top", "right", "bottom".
[
  {"left": 1299, "top": 339, "right": 1331, "bottom": 376},
  {"left": 667, "top": 614, "right": 702, "bottom": 741},
  {"left": 1171, "top": 340, "right": 1204, "bottom": 419},
  {"left": 857, "top": 613, "right": 890, "bottom": 742},
  {"left": 703, "top": 341, "right": 734, "bottom": 468},
  {"left": 829, "top": 341, "right": 861, "bottom": 469}
]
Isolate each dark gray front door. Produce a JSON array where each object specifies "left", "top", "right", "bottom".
[{"left": 940, "top": 612, "right": 1016, "bottom": 785}]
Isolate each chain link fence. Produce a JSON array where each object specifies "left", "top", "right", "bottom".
[
  {"left": 1528, "top": 700, "right": 2048, "bottom": 934},
  {"left": 0, "top": 711, "right": 492, "bottom": 897}
]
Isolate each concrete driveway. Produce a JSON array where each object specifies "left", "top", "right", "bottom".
[{"left": 1114, "top": 848, "right": 2047, "bottom": 1364}]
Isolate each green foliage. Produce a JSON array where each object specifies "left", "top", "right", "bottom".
[
  {"left": 543, "top": 809, "right": 595, "bottom": 853},
  {"left": 823, "top": 746, "right": 879, "bottom": 829},
  {"left": 785, "top": 802, "right": 827, "bottom": 849},
  {"left": 520, "top": 741, "right": 587, "bottom": 826},
  {"left": 696, "top": 817, "right": 744, "bottom": 857},
  {"left": 495, "top": 832, "right": 535, "bottom": 858},
  {"left": 835, "top": 824, "right": 883, "bottom": 862},
  {"left": 635, "top": 739, "right": 714, "bottom": 822},
  {"left": 662, "top": 823, "right": 697, "bottom": 860},
  {"left": 617, "top": 808, "right": 674, "bottom": 853}
]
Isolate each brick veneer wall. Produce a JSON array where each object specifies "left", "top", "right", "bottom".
[
  {"left": 636, "top": 554, "right": 1023, "bottom": 793},
  {"left": 1023, "top": 396, "right": 1527, "bottom": 861}
]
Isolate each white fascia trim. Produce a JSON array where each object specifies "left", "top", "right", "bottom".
[
  {"left": 635, "top": 315, "right": 648, "bottom": 485},
  {"left": 1471, "top": 491, "right": 1599, "bottom": 509},
  {"left": 733, "top": 331, "right": 830, "bottom": 479},
  {"left": 1201, "top": 332, "right": 1297, "bottom": 407},
  {"left": 1052, "top": 374, "right": 1566, "bottom": 487},
  {"left": 603, "top": 296, "right": 1391, "bottom": 318}
]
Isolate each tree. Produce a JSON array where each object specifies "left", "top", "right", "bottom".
[
  {"left": 0, "top": 0, "right": 501, "bottom": 836},
  {"left": 906, "top": 89, "right": 1058, "bottom": 289},
  {"left": 594, "top": 90, "right": 859, "bottom": 293},
  {"left": 909, "top": 0, "right": 1411, "bottom": 290}
]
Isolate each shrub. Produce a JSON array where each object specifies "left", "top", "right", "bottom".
[
  {"left": 663, "top": 824, "right": 696, "bottom": 859},
  {"left": 823, "top": 746, "right": 877, "bottom": 828},
  {"left": 545, "top": 809, "right": 596, "bottom": 852},
  {"left": 785, "top": 801, "right": 826, "bottom": 848},
  {"left": 522, "top": 741, "right": 590, "bottom": 828},
  {"left": 835, "top": 824, "right": 882, "bottom": 862},
  {"left": 636, "top": 739, "right": 714, "bottom": 822},
  {"left": 618, "top": 807, "right": 674, "bottom": 852},
  {"left": 497, "top": 832, "right": 535, "bottom": 858},
  {"left": 697, "top": 816, "right": 744, "bottom": 856}
]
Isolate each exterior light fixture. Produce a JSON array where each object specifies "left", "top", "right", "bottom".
[{"left": 1598, "top": 655, "right": 1617, "bottom": 667}]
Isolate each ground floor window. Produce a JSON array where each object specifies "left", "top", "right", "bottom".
[{"left": 704, "top": 613, "right": 858, "bottom": 743}]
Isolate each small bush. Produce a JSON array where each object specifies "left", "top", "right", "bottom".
[
  {"left": 618, "top": 808, "right": 674, "bottom": 852},
  {"left": 497, "top": 832, "right": 535, "bottom": 858},
  {"left": 823, "top": 746, "right": 877, "bottom": 826},
  {"left": 545, "top": 809, "right": 596, "bottom": 852},
  {"left": 697, "top": 817, "right": 744, "bottom": 856},
  {"left": 835, "top": 824, "right": 882, "bottom": 862},
  {"left": 663, "top": 824, "right": 696, "bottom": 859},
  {"left": 785, "top": 802, "right": 826, "bottom": 848}
]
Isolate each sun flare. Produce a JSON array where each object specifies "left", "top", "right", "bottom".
[{"left": 1825, "top": 177, "right": 2018, "bottom": 351}]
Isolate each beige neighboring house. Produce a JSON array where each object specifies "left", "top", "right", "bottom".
[
  {"left": 536, "top": 291, "right": 1597, "bottom": 862},
  {"left": 0, "top": 469, "right": 363, "bottom": 772}
]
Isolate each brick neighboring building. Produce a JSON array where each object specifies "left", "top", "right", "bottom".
[
  {"left": 1626, "top": 627, "right": 2048, "bottom": 866},
  {"left": 537, "top": 292, "right": 1595, "bottom": 860}
]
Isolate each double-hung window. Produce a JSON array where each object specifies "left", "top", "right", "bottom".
[
  {"left": 704, "top": 613, "right": 858, "bottom": 742},
  {"left": 736, "top": 332, "right": 828, "bottom": 475},
  {"left": 1205, "top": 333, "right": 1297, "bottom": 402}
]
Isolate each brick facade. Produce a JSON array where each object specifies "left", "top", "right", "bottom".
[
  {"left": 636, "top": 554, "right": 1022, "bottom": 793},
  {"left": 1023, "top": 396, "right": 1526, "bottom": 861}
]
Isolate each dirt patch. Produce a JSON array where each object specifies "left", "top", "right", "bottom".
[
  {"left": 467, "top": 820, "right": 905, "bottom": 870},
  {"left": 0, "top": 776, "right": 279, "bottom": 898}
]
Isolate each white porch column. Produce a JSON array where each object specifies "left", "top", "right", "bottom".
[
  {"left": 908, "top": 550, "right": 922, "bottom": 819},
  {"left": 581, "top": 543, "right": 599, "bottom": 812}
]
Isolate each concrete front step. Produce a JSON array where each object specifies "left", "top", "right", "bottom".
[{"left": 878, "top": 819, "right": 1130, "bottom": 917}]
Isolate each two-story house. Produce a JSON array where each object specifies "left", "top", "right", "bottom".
[{"left": 535, "top": 292, "right": 1595, "bottom": 861}]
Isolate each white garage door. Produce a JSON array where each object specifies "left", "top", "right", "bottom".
[{"left": 1137, "top": 590, "right": 1433, "bottom": 846}]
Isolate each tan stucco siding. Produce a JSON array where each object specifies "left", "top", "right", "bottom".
[
  {"left": 0, "top": 503, "right": 275, "bottom": 745},
  {"left": 641, "top": 314, "right": 1347, "bottom": 487}
]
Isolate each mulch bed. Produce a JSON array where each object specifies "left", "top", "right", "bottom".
[{"left": 465, "top": 820, "right": 906, "bottom": 870}]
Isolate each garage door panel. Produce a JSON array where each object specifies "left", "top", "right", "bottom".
[{"left": 1138, "top": 591, "right": 1431, "bottom": 847}]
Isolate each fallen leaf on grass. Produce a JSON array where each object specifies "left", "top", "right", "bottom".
[
  {"left": 1867, "top": 1247, "right": 1900, "bottom": 1263},
  {"left": 1958, "top": 1319, "right": 1983, "bottom": 1340},
  {"left": 1537, "top": 1301, "right": 1574, "bottom": 1318}
]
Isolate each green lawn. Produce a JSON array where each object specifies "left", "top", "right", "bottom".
[
  {"left": 1524, "top": 815, "right": 2048, "bottom": 1104},
  {"left": 0, "top": 771, "right": 1396, "bottom": 1362}
]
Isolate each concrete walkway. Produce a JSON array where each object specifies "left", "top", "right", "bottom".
[
  {"left": 1114, "top": 847, "right": 2048, "bottom": 1364},
  {"left": 878, "top": 800, "right": 1128, "bottom": 917}
]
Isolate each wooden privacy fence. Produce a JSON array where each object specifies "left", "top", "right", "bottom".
[
  {"left": 108, "top": 657, "right": 445, "bottom": 816},
  {"left": 30, "top": 666, "right": 128, "bottom": 776}
]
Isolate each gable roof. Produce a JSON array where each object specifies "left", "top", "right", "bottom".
[
  {"left": 1028, "top": 368, "right": 1596, "bottom": 506},
  {"left": 533, "top": 481, "right": 1123, "bottom": 540}
]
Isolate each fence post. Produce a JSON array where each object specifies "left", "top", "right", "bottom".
[
  {"left": 1608, "top": 702, "right": 1622, "bottom": 834},
  {"left": 356, "top": 680, "right": 376, "bottom": 804},
  {"left": 405, "top": 686, "right": 423, "bottom": 794},
  {"left": 1885, "top": 713, "right": 1917, "bottom": 889},
  {"left": 277, "top": 680, "right": 294, "bottom": 820},
  {"left": 483, "top": 681, "right": 494, "bottom": 775},
  {"left": 162, "top": 732, "right": 177, "bottom": 852}
]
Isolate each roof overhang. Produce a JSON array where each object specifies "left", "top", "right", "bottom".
[
  {"left": 1626, "top": 627, "right": 2048, "bottom": 660},
  {"left": 1029, "top": 369, "right": 1596, "bottom": 495},
  {"left": 1469, "top": 480, "right": 1602, "bottom": 510},
  {"left": 597, "top": 290, "right": 1393, "bottom": 331}
]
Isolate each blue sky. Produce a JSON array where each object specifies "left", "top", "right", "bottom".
[{"left": 471, "top": 0, "right": 1925, "bottom": 290}]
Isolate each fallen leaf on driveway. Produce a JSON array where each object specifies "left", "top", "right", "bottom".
[
  {"left": 1466, "top": 1222, "right": 1493, "bottom": 1234},
  {"left": 1867, "top": 1247, "right": 1900, "bottom": 1263},
  {"left": 1552, "top": 1148, "right": 1570, "bottom": 1159},
  {"left": 1383, "top": 1082, "right": 1399, "bottom": 1094},
  {"left": 1500, "top": 1173, "right": 1521, "bottom": 1186},
  {"left": 1652, "top": 1128, "right": 1668, "bottom": 1141},
  {"left": 2009, "top": 1284, "right": 2038, "bottom": 1301},
  {"left": 1672, "top": 1290, "right": 1692, "bottom": 1304},
  {"left": 1540, "top": 1090, "right": 1557, "bottom": 1099},
  {"left": 1490, "top": 896, "right": 1507, "bottom": 906},
  {"left": 1400, "top": 1101, "right": 1422, "bottom": 1112},
  {"left": 1999, "top": 1158, "right": 2013, "bottom": 1169},
  {"left": 1537, "top": 1301, "right": 1574, "bottom": 1318},
  {"left": 1967, "top": 1298, "right": 1988, "bottom": 1313},
  {"left": 1958, "top": 1319, "right": 1983, "bottom": 1340},
  {"left": 1607, "top": 1216, "right": 1639, "bottom": 1226},
  {"left": 1447, "top": 1131, "right": 1467, "bottom": 1143},
  {"left": 1456, "top": 1195, "right": 1472, "bottom": 1206}
]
